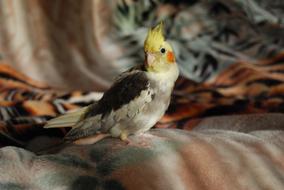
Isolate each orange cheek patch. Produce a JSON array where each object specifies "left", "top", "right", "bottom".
[{"left": 167, "top": 51, "right": 175, "bottom": 63}]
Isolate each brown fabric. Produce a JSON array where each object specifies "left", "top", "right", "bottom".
[{"left": 0, "top": 0, "right": 114, "bottom": 90}]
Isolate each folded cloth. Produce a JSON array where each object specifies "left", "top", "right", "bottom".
[
  {"left": 0, "top": 1, "right": 284, "bottom": 189},
  {"left": 1, "top": 113, "right": 284, "bottom": 190},
  {"left": 1, "top": 0, "right": 284, "bottom": 89}
]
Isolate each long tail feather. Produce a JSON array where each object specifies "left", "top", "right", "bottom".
[{"left": 44, "top": 107, "right": 88, "bottom": 128}]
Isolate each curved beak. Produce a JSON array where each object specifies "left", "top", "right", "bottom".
[{"left": 145, "top": 52, "right": 156, "bottom": 68}]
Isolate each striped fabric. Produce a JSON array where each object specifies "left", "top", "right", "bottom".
[{"left": 0, "top": 51, "right": 284, "bottom": 147}]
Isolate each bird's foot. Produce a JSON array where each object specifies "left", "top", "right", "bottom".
[
  {"left": 73, "top": 133, "right": 111, "bottom": 145},
  {"left": 120, "top": 131, "right": 131, "bottom": 144}
]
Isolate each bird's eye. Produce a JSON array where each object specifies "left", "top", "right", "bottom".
[{"left": 160, "top": 48, "right": 166, "bottom": 54}]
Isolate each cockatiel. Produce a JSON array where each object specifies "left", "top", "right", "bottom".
[{"left": 44, "top": 22, "right": 179, "bottom": 144}]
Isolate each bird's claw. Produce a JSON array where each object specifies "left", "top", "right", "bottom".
[{"left": 120, "top": 131, "right": 131, "bottom": 144}]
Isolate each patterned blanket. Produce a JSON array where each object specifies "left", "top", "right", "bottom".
[{"left": 0, "top": 0, "right": 284, "bottom": 189}]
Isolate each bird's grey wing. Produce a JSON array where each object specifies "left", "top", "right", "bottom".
[
  {"left": 64, "top": 115, "right": 102, "bottom": 141},
  {"left": 64, "top": 69, "right": 153, "bottom": 141}
]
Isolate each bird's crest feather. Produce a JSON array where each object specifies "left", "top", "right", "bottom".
[{"left": 144, "top": 22, "right": 165, "bottom": 52}]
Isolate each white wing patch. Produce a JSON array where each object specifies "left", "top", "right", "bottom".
[
  {"left": 110, "top": 84, "right": 154, "bottom": 122},
  {"left": 104, "top": 87, "right": 154, "bottom": 137}
]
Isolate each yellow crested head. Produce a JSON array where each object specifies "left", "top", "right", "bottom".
[
  {"left": 144, "top": 22, "right": 165, "bottom": 52},
  {"left": 143, "top": 22, "right": 177, "bottom": 74}
]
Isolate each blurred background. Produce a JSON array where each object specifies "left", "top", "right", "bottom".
[{"left": 1, "top": 0, "right": 283, "bottom": 91}]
